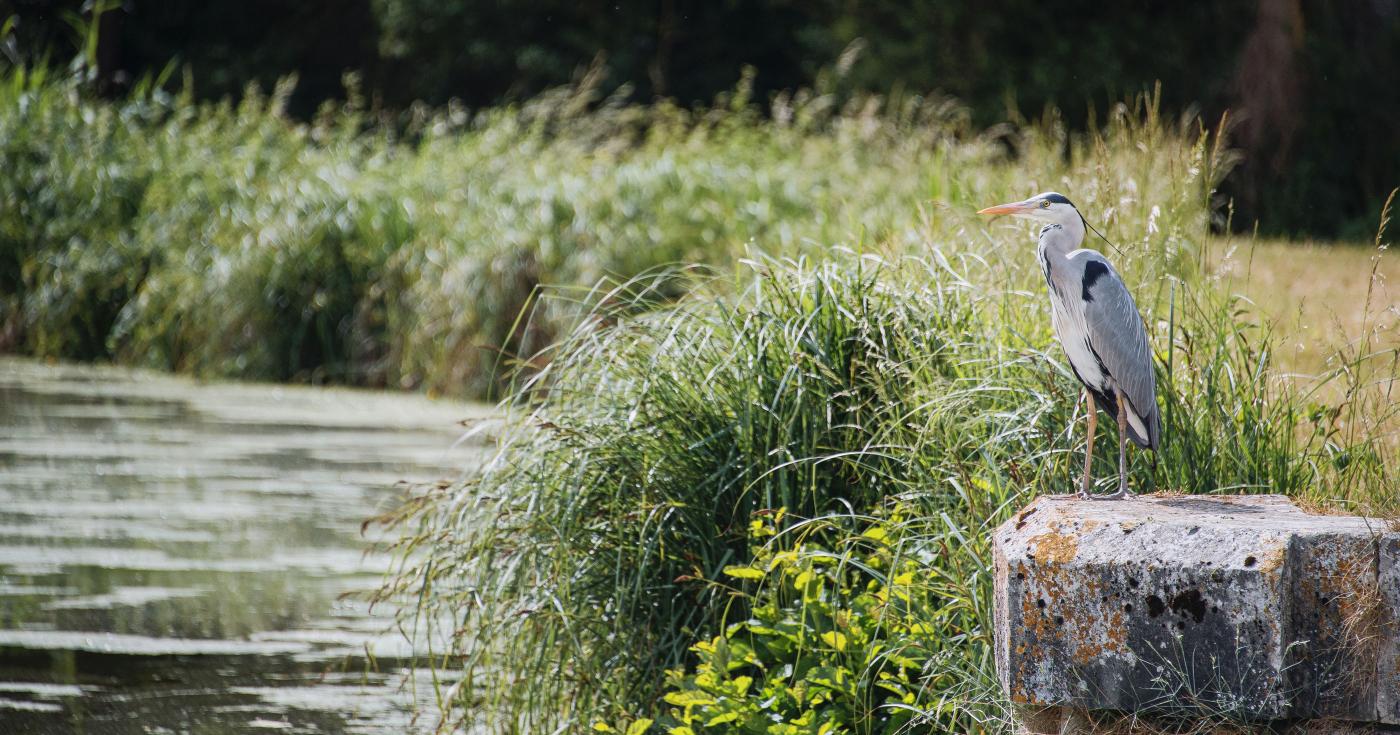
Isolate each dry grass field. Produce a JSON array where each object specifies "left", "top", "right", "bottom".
[
  {"left": 1209, "top": 238, "right": 1397, "bottom": 375},
  {"left": 1210, "top": 237, "right": 1400, "bottom": 484}
]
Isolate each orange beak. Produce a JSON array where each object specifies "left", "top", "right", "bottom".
[{"left": 977, "top": 200, "right": 1035, "bottom": 216}]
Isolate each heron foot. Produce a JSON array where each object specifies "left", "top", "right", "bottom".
[{"left": 1097, "top": 486, "right": 1136, "bottom": 500}]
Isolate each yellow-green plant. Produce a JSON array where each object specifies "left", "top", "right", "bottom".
[{"left": 654, "top": 509, "right": 961, "bottom": 735}]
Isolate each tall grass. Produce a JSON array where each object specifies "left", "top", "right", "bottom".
[
  {"left": 376, "top": 243, "right": 1395, "bottom": 731},
  {"left": 2, "top": 66, "right": 1205, "bottom": 398},
  {"left": 371, "top": 91, "right": 1393, "bottom": 729}
]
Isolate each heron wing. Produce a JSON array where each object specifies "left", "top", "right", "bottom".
[{"left": 1080, "top": 256, "right": 1161, "bottom": 449}]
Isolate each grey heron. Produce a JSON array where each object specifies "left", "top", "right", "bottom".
[{"left": 977, "top": 192, "right": 1160, "bottom": 499}]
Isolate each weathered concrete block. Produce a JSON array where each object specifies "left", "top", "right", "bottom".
[
  {"left": 993, "top": 495, "right": 1400, "bottom": 724},
  {"left": 1379, "top": 534, "right": 1400, "bottom": 723}
]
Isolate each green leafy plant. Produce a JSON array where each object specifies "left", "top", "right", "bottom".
[{"left": 655, "top": 509, "right": 945, "bottom": 735}]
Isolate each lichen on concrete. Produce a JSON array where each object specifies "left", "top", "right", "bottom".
[{"left": 993, "top": 494, "right": 1400, "bottom": 725}]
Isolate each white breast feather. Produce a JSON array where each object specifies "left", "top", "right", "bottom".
[{"left": 1050, "top": 296, "right": 1106, "bottom": 392}]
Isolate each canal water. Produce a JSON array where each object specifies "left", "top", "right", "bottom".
[{"left": 0, "top": 358, "right": 489, "bottom": 733}]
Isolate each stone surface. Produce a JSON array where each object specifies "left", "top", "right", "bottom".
[
  {"left": 1380, "top": 533, "right": 1400, "bottom": 723},
  {"left": 993, "top": 494, "right": 1400, "bottom": 724}
]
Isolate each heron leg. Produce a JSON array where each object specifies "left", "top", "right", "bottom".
[
  {"left": 1104, "top": 392, "right": 1135, "bottom": 500},
  {"left": 1079, "top": 389, "right": 1096, "bottom": 499}
]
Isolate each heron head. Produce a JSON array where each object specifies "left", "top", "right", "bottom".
[{"left": 977, "top": 192, "right": 1081, "bottom": 228}]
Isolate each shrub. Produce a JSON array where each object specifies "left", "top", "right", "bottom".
[
  {"left": 0, "top": 66, "right": 158, "bottom": 357},
  {"left": 651, "top": 509, "right": 954, "bottom": 735}
]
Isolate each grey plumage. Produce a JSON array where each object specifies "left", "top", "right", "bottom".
[
  {"left": 979, "top": 192, "right": 1161, "bottom": 498},
  {"left": 1075, "top": 252, "right": 1160, "bottom": 450}
]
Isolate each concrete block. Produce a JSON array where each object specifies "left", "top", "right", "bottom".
[
  {"left": 1379, "top": 534, "right": 1400, "bottom": 723},
  {"left": 993, "top": 495, "right": 1400, "bottom": 724}
]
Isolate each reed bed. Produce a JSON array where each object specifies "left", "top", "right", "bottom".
[{"left": 3, "top": 68, "right": 1209, "bottom": 399}]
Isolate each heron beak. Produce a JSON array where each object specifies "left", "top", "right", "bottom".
[{"left": 976, "top": 200, "right": 1036, "bottom": 216}]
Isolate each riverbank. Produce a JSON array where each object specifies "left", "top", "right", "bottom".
[{"left": 7, "top": 63, "right": 1397, "bottom": 733}]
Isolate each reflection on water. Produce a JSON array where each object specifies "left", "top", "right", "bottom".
[{"left": 0, "top": 358, "right": 487, "bottom": 733}]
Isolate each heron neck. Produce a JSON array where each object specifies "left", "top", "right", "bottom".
[{"left": 1037, "top": 220, "right": 1084, "bottom": 260}]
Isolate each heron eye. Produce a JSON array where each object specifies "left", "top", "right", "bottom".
[{"left": 1040, "top": 200, "right": 1051, "bottom": 209}]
